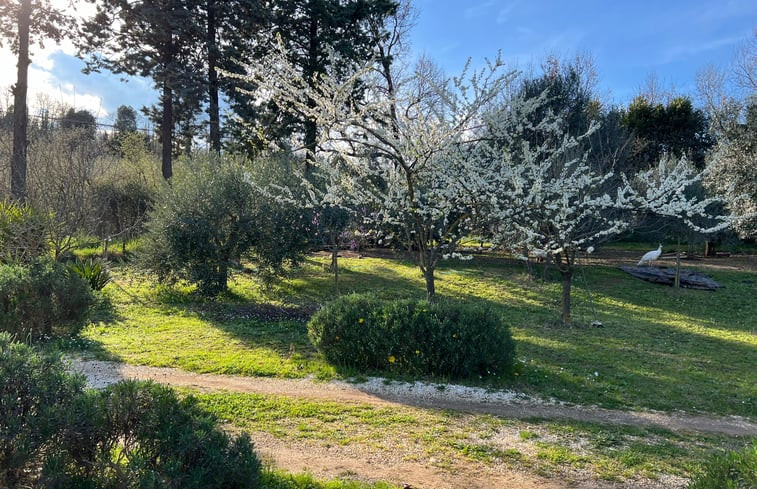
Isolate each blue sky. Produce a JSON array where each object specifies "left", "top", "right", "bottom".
[
  {"left": 411, "top": 0, "right": 755, "bottom": 102},
  {"left": 0, "top": 0, "right": 754, "bottom": 124}
]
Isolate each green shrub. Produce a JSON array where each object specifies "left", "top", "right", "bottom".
[
  {"left": 91, "top": 178, "right": 155, "bottom": 251},
  {"left": 0, "top": 200, "right": 50, "bottom": 263},
  {"left": 0, "top": 333, "right": 86, "bottom": 488},
  {"left": 0, "top": 334, "right": 262, "bottom": 488},
  {"left": 0, "top": 258, "right": 95, "bottom": 339},
  {"left": 687, "top": 440, "right": 757, "bottom": 489},
  {"left": 308, "top": 295, "right": 517, "bottom": 378},
  {"left": 68, "top": 257, "right": 112, "bottom": 291},
  {"left": 62, "top": 380, "right": 262, "bottom": 489},
  {"left": 140, "top": 154, "right": 314, "bottom": 296}
]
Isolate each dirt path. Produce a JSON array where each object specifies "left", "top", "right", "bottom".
[
  {"left": 71, "top": 359, "right": 756, "bottom": 489},
  {"left": 71, "top": 359, "right": 757, "bottom": 438}
]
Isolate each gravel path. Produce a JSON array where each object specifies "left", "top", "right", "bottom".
[{"left": 71, "top": 359, "right": 757, "bottom": 437}]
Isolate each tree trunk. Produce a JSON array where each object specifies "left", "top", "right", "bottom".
[
  {"left": 674, "top": 237, "right": 681, "bottom": 288},
  {"left": 704, "top": 240, "right": 716, "bottom": 257},
  {"left": 303, "top": 12, "right": 319, "bottom": 175},
  {"left": 330, "top": 232, "right": 339, "bottom": 297},
  {"left": 160, "top": 82, "right": 173, "bottom": 180},
  {"left": 560, "top": 269, "right": 572, "bottom": 325},
  {"left": 423, "top": 268, "right": 436, "bottom": 304},
  {"left": 206, "top": 0, "right": 220, "bottom": 152},
  {"left": 217, "top": 262, "right": 228, "bottom": 293},
  {"left": 10, "top": 0, "right": 31, "bottom": 202}
]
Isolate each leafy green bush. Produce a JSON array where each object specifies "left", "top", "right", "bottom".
[
  {"left": 1, "top": 334, "right": 262, "bottom": 488},
  {"left": 0, "top": 258, "right": 95, "bottom": 339},
  {"left": 0, "top": 333, "right": 86, "bottom": 488},
  {"left": 687, "top": 440, "right": 757, "bottom": 489},
  {"left": 140, "top": 154, "right": 314, "bottom": 295},
  {"left": 61, "top": 380, "right": 262, "bottom": 489},
  {"left": 68, "top": 256, "right": 112, "bottom": 291},
  {"left": 0, "top": 200, "right": 50, "bottom": 263},
  {"left": 308, "top": 295, "right": 516, "bottom": 378}
]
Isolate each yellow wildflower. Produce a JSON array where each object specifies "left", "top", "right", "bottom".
[
  {"left": 388, "top": 355, "right": 396, "bottom": 363},
  {"left": 358, "top": 318, "right": 364, "bottom": 324}
]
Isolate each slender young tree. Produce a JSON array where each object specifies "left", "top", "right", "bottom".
[{"left": 0, "top": 0, "right": 73, "bottom": 201}]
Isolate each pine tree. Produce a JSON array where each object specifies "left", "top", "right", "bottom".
[{"left": 79, "top": 0, "right": 203, "bottom": 180}]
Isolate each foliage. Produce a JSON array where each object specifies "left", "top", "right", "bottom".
[
  {"left": 140, "top": 155, "right": 258, "bottom": 295},
  {"left": 60, "top": 380, "right": 262, "bottom": 489},
  {"left": 140, "top": 154, "right": 314, "bottom": 295},
  {"left": 113, "top": 104, "right": 138, "bottom": 136},
  {"left": 67, "top": 256, "right": 112, "bottom": 291},
  {"left": 78, "top": 0, "right": 203, "bottom": 179},
  {"left": 687, "top": 440, "right": 757, "bottom": 489},
  {"left": 704, "top": 100, "right": 757, "bottom": 239},
  {"left": 26, "top": 126, "right": 112, "bottom": 259},
  {"left": 0, "top": 334, "right": 262, "bottom": 488},
  {"left": 0, "top": 333, "right": 85, "bottom": 488},
  {"left": 622, "top": 95, "right": 713, "bottom": 171},
  {"left": 308, "top": 294, "right": 516, "bottom": 378},
  {"left": 91, "top": 177, "right": 155, "bottom": 250},
  {"left": 225, "top": 0, "right": 398, "bottom": 156},
  {"left": 0, "top": 199, "right": 49, "bottom": 263},
  {"left": 236, "top": 41, "right": 519, "bottom": 302},
  {"left": 0, "top": 258, "right": 94, "bottom": 339}
]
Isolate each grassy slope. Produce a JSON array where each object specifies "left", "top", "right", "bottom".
[{"left": 77, "top": 253, "right": 756, "bottom": 418}]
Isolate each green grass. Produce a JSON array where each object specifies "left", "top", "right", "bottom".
[
  {"left": 189, "top": 388, "right": 751, "bottom": 483},
  {"left": 72, "top": 252, "right": 757, "bottom": 417},
  {"left": 261, "top": 469, "right": 398, "bottom": 489}
]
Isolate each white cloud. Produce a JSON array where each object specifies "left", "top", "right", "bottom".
[
  {"left": 0, "top": 0, "right": 107, "bottom": 117},
  {"left": 0, "top": 46, "right": 107, "bottom": 118},
  {"left": 464, "top": 0, "right": 495, "bottom": 20},
  {"left": 495, "top": 2, "right": 519, "bottom": 25}
]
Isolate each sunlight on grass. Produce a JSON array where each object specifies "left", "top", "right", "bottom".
[
  {"left": 73, "top": 250, "right": 757, "bottom": 417},
  {"left": 187, "top": 389, "right": 749, "bottom": 484}
]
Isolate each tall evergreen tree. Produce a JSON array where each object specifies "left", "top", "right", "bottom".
[
  {"left": 0, "top": 0, "right": 73, "bottom": 201},
  {"left": 79, "top": 0, "right": 202, "bottom": 180},
  {"left": 193, "top": 0, "right": 266, "bottom": 152},
  {"left": 623, "top": 95, "right": 713, "bottom": 171}
]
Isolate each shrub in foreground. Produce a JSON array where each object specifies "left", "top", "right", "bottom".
[
  {"left": 0, "top": 258, "right": 95, "bottom": 339},
  {"left": 0, "top": 333, "right": 85, "bottom": 488},
  {"left": 62, "top": 380, "right": 262, "bottom": 489},
  {"left": 687, "top": 440, "right": 757, "bottom": 489},
  {"left": 0, "top": 334, "right": 262, "bottom": 488},
  {"left": 308, "top": 295, "right": 516, "bottom": 378}
]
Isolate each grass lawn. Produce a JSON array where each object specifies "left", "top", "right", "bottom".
[
  {"left": 73, "top": 252, "right": 756, "bottom": 418},
  {"left": 189, "top": 388, "right": 751, "bottom": 484}
]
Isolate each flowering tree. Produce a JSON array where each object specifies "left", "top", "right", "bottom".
[
  {"left": 229, "top": 40, "right": 519, "bottom": 302},
  {"left": 485, "top": 77, "right": 735, "bottom": 324},
  {"left": 485, "top": 102, "right": 636, "bottom": 324}
]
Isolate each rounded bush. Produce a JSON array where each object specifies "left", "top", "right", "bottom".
[
  {"left": 0, "top": 258, "right": 95, "bottom": 339},
  {"left": 308, "top": 295, "right": 516, "bottom": 378},
  {"left": 65, "top": 380, "right": 262, "bottom": 489}
]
